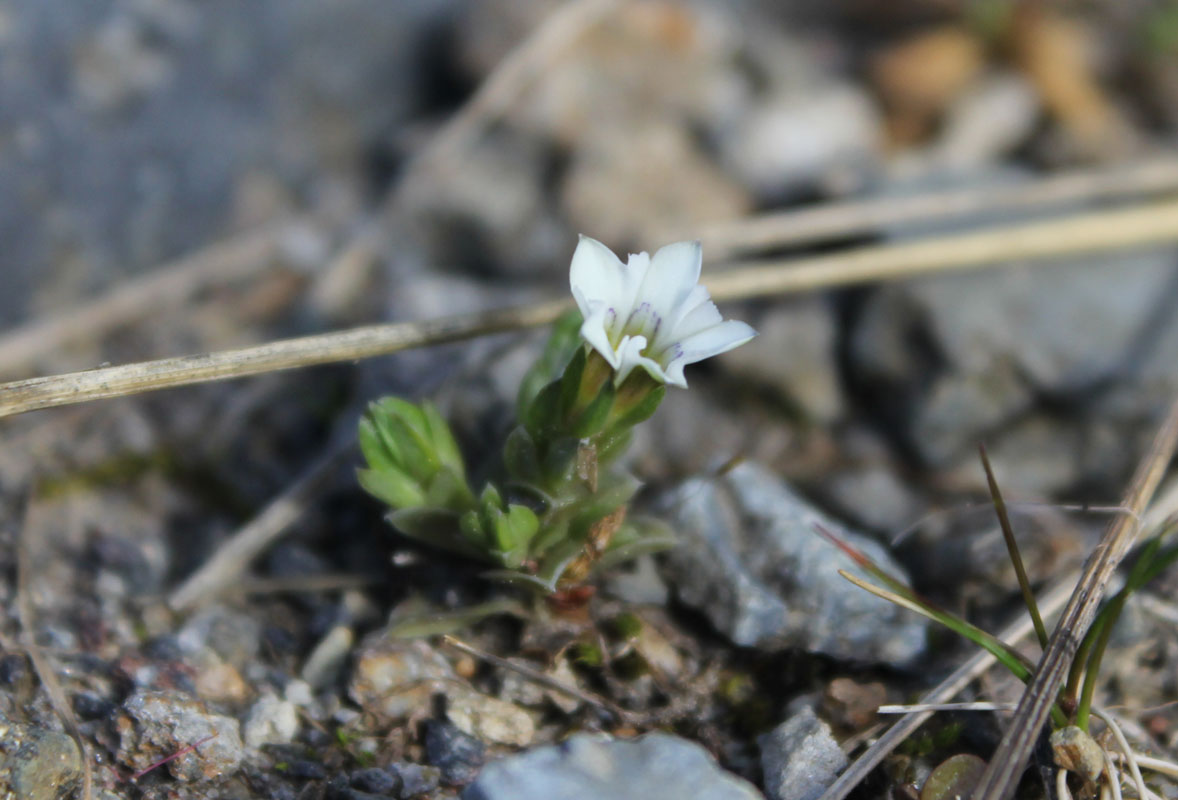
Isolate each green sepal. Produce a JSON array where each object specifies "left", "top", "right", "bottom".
[
  {"left": 570, "top": 380, "right": 616, "bottom": 438},
  {"left": 608, "top": 383, "right": 665, "bottom": 431},
  {"left": 595, "top": 428, "right": 632, "bottom": 467},
  {"left": 357, "top": 466, "right": 426, "bottom": 509}
]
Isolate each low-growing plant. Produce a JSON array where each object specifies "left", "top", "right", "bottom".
[{"left": 358, "top": 236, "right": 756, "bottom": 594}]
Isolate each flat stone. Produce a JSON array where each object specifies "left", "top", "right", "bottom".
[
  {"left": 114, "top": 690, "right": 244, "bottom": 782},
  {"left": 660, "top": 462, "right": 926, "bottom": 665},
  {"left": 464, "top": 732, "right": 763, "bottom": 800},
  {"left": 760, "top": 708, "right": 847, "bottom": 800},
  {"left": 0, "top": 721, "right": 81, "bottom": 800}
]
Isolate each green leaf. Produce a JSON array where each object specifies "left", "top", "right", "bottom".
[
  {"left": 517, "top": 310, "right": 584, "bottom": 415},
  {"left": 422, "top": 402, "right": 466, "bottom": 477},
  {"left": 387, "top": 507, "right": 487, "bottom": 560},
  {"left": 424, "top": 468, "right": 474, "bottom": 511},
  {"left": 504, "top": 504, "right": 539, "bottom": 546},
  {"left": 357, "top": 466, "right": 426, "bottom": 509},
  {"left": 523, "top": 380, "right": 563, "bottom": 439},
  {"left": 385, "top": 410, "right": 440, "bottom": 479},
  {"left": 358, "top": 417, "right": 397, "bottom": 473},
  {"left": 502, "top": 426, "right": 540, "bottom": 482},
  {"left": 459, "top": 509, "right": 486, "bottom": 548},
  {"left": 557, "top": 346, "right": 588, "bottom": 418}
]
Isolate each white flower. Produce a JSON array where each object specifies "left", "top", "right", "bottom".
[{"left": 569, "top": 236, "right": 756, "bottom": 388}]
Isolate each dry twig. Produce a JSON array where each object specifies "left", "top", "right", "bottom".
[
  {"left": 687, "top": 158, "right": 1178, "bottom": 258},
  {"left": 3, "top": 200, "right": 1177, "bottom": 421}
]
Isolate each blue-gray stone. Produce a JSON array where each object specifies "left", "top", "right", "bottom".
[
  {"left": 463, "top": 733, "right": 763, "bottom": 800},
  {"left": 660, "top": 462, "right": 926, "bottom": 665}
]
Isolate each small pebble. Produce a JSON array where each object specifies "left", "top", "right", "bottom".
[
  {"left": 286, "top": 759, "right": 328, "bottom": 780},
  {"left": 388, "top": 762, "right": 441, "bottom": 798},
  {"left": 350, "top": 766, "right": 401, "bottom": 794},
  {"left": 423, "top": 719, "right": 485, "bottom": 786}
]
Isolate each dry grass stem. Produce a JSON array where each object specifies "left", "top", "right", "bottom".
[
  {"left": 705, "top": 199, "right": 1178, "bottom": 302},
  {"left": 876, "top": 702, "right": 1016, "bottom": 714},
  {"left": 690, "top": 158, "right": 1178, "bottom": 258},
  {"left": 973, "top": 392, "right": 1178, "bottom": 800},
  {"left": 3, "top": 200, "right": 1178, "bottom": 421}
]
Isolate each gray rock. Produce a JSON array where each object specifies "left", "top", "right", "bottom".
[
  {"left": 823, "top": 465, "right": 921, "bottom": 535},
  {"left": 0, "top": 0, "right": 455, "bottom": 327},
  {"left": 464, "top": 732, "right": 763, "bottom": 800},
  {"left": 760, "top": 708, "right": 847, "bottom": 800},
  {"left": 349, "top": 638, "right": 455, "bottom": 719},
  {"left": 445, "top": 688, "right": 535, "bottom": 747},
  {"left": 720, "top": 81, "right": 881, "bottom": 199},
  {"left": 660, "top": 462, "right": 926, "bottom": 664},
  {"left": 851, "top": 247, "right": 1178, "bottom": 468},
  {"left": 0, "top": 721, "right": 81, "bottom": 800},
  {"left": 243, "top": 692, "right": 299, "bottom": 748},
  {"left": 425, "top": 720, "right": 485, "bottom": 787},
  {"left": 114, "top": 690, "right": 244, "bottom": 782},
  {"left": 349, "top": 635, "right": 533, "bottom": 745}
]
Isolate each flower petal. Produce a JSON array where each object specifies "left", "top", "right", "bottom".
[
  {"left": 640, "top": 240, "right": 702, "bottom": 322},
  {"left": 613, "top": 334, "right": 653, "bottom": 385},
  {"left": 676, "top": 320, "right": 758, "bottom": 364},
  {"left": 570, "top": 236, "right": 628, "bottom": 311},
  {"left": 579, "top": 303, "right": 622, "bottom": 369}
]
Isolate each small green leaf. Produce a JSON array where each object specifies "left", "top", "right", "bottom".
[
  {"left": 517, "top": 310, "right": 584, "bottom": 414},
  {"left": 388, "top": 507, "right": 486, "bottom": 560},
  {"left": 504, "top": 504, "right": 539, "bottom": 545},
  {"left": 386, "top": 412, "right": 440, "bottom": 479},
  {"left": 358, "top": 417, "right": 397, "bottom": 473},
  {"left": 459, "top": 509, "right": 486, "bottom": 547},
  {"left": 357, "top": 466, "right": 426, "bottom": 509},
  {"left": 503, "top": 426, "right": 540, "bottom": 482},
  {"left": 422, "top": 402, "right": 466, "bottom": 477},
  {"left": 523, "top": 380, "right": 563, "bottom": 439},
  {"left": 558, "top": 346, "right": 588, "bottom": 420},
  {"left": 424, "top": 468, "right": 474, "bottom": 511}
]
